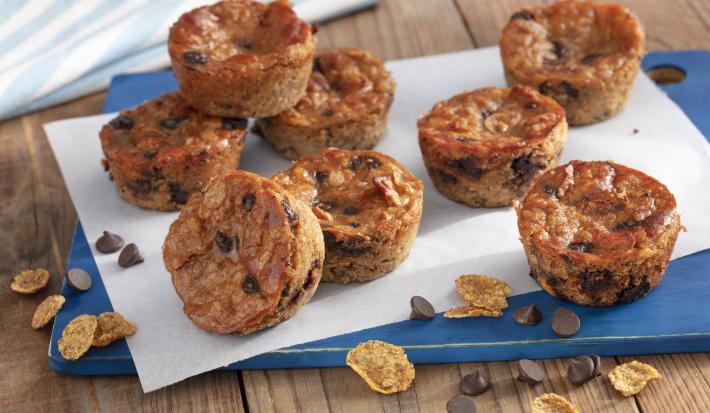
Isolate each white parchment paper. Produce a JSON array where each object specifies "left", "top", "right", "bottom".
[{"left": 45, "top": 47, "right": 710, "bottom": 392}]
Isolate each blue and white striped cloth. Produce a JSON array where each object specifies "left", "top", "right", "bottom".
[{"left": 0, "top": 0, "right": 379, "bottom": 121}]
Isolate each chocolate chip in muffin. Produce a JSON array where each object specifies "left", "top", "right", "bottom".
[
  {"left": 321, "top": 108, "right": 333, "bottom": 117},
  {"left": 543, "top": 185, "right": 556, "bottom": 195},
  {"left": 562, "top": 81, "right": 580, "bottom": 98},
  {"left": 616, "top": 278, "right": 651, "bottom": 304},
  {"left": 215, "top": 231, "right": 234, "bottom": 253},
  {"left": 480, "top": 108, "right": 493, "bottom": 119},
  {"left": 143, "top": 151, "right": 157, "bottom": 160},
  {"left": 168, "top": 182, "right": 189, "bottom": 205},
  {"left": 130, "top": 179, "right": 154, "bottom": 195},
  {"left": 512, "top": 156, "right": 542, "bottom": 184},
  {"left": 159, "top": 118, "right": 183, "bottom": 129},
  {"left": 221, "top": 118, "right": 248, "bottom": 130},
  {"left": 243, "top": 193, "right": 256, "bottom": 211},
  {"left": 242, "top": 275, "right": 260, "bottom": 294},
  {"left": 323, "top": 232, "right": 372, "bottom": 256},
  {"left": 344, "top": 206, "right": 359, "bottom": 216},
  {"left": 350, "top": 221, "right": 361, "bottom": 228},
  {"left": 348, "top": 156, "right": 363, "bottom": 170},
  {"left": 510, "top": 10, "right": 534, "bottom": 21},
  {"left": 551, "top": 41, "right": 565, "bottom": 58},
  {"left": 436, "top": 169, "right": 458, "bottom": 184},
  {"left": 183, "top": 51, "right": 209, "bottom": 65},
  {"left": 525, "top": 101, "right": 539, "bottom": 109},
  {"left": 539, "top": 81, "right": 579, "bottom": 99},
  {"left": 314, "top": 170, "right": 328, "bottom": 183},
  {"left": 315, "top": 200, "right": 337, "bottom": 211},
  {"left": 109, "top": 115, "right": 134, "bottom": 131},
  {"left": 450, "top": 156, "right": 483, "bottom": 179},
  {"left": 364, "top": 156, "right": 381, "bottom": 169},
  {"left": 235, "top": 38, "right": 252, "bottom": 49},
  {"left": 281, "top": 200, "right": 297, "bottom": 222},
  {"left": 581, "top": 53, "right": 601, "bottom": 65},
  {"left": 312, "top": 57, "right": 323, "bottom": 73},
  {"left": 568, "top": 241, "right": 592, "bottom": 253},
  {"left": 613, "top": 220, "right": 640, "bottom": 230}
]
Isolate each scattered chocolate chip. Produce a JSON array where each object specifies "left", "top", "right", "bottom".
[
  {"left": 350, "top": 222, "right": 361, "bottom": 228},
  {"left": 364, "top": 156, "right": 381, "bottom": 169},
  {"left": 551, "top": 307, "right": 581, "bottom": 338},
  {"left": 243, "top": 193, "right": 256, "bottom": 211},
  {"left": 512, "top": 156, "right": 541, "bottom": 184},
  {"left": 525, "top": 102, "right": 539, "bottom": 109},
  {"left": 323, "top": 232, "right": 372, "bottom": 256},
  {"left": 562, "top": 81, "right": 579, "bottom": 98},
  {"left": 222, "top": 118, "right": 248, "bottom": 130},
  {"left": 314, "top": 171, "right": 328, "bottom": 182},
  {"left": 514, "top": 304, "right": 542, "bottom": 326},
  {"left": 183, "top": 51, "right": 209, "bottom": 65},
  {"left": 551, "top": 41, "right": 565, "bottom": 58},
  {"left": 436, "top": 169, "right": 458, "bottom": 184},
  {"left": 567, "top": 355, "right": 596, "bottom": 385},
  {"left": 616, "top": 279, "right": 651, "bottom": 304},
  {"left": 460, "top": 370, "right": 490, "bottom": 396},
  {"left": 215, "top": 231, "right": 234, "bottom": 253},
  {"left": 96, "top": 230, "right": 124, "bottom": 253},
  {"left": 109, "top": 115, "right": 134, "bottom": 131},
  {"left": 130, "top": 179, "right": 153, "bottom": 195},
  {"left": 450, "top": 156, "right": 483, "bottom": 179},
  {"left": 236, "top": 38, "right": 252, "bottom": 49},
  {"left": 344, "top": 206, "right": 359, "bottom": 216},
  {"left": 143, "top": 151, "right": 157, "bottom": 160},
  {"left": 312, "top": 57, "right": 322, "bottom": 73},
  {"left": 510, "top": 10, "right": 534, "bottom": 21},
  {"left": 538, "top": 81, "right": 579, "bottom": 99},
  {"left": 581, "top": 53, "right": 601, "bottom": 65},
  {"left": 409, "top": 296, "right": 435, "bottom": 320},
  {"left": 446, "top": 395, "right": 477, "bottom": 413},
  {"left": 321, "top": 108, "right": 333, "bottom": 117},
  {"left": 517, "top": 359, "right": 545, "bottom": 384},
  {"left": 168, "top": 182, "right": 189, "bottom": 205},
  {"left": 590, "top": 354, "right": 602, "bottom": 377},
  {"left": 118, "top": 243, "right": 143, "bottom": 268},
  {"left": 159, "top": 118, "right": 182, "bottom": 129},
  {"left": 281, "top": 200, "right": 297, "bottom": 222},
  {"left": 568, "top": 241, "right": 592, "bottom": 253},
  {"left": 480, "top": 108, "right": 492, "bottom": 119},
  {"left": 349, "top": 156, "right": 363, "bottom": 170},
  {"left": 66, "top": 268, "right": 92, "bottom": 292},
  {"left": 543, "top": 185, "right": 556, "bottom": 195},
  {"left": 242, "top": 275, "right": 259, "bottom": 294}
]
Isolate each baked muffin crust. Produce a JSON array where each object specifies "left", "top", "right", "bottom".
[
  {"left": 168, "top": 0, "right": 316, "bottom": 117},
  {"left": 163, "top": 171, "right": 324, "bottom": 334},
  {"left": 418, "top": 86, "right": 567, "bottom": 207},
  {"left": 500, "top": 1, "right": 645, "bottom": 125},
  {"left": 256, "top": 47, "right": 396, "bottom": 160},
  {"left": 517, "top": 161, "right": 681, "bottom": 306},
  {"left": 271, "top": 148, "right": 423, "bottom": 283},
  {"left": 99, "top": 92, "right": 246, "bottom": 211}
]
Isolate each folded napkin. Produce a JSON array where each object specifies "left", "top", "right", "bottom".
[{"left": 0, "top": 0, "right": 379, "bottom": 121}]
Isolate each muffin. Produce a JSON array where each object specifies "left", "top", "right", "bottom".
[
  {"left": 168, "top": 0, "right": 316, "bottom": 118},
  {"left": 163, "top": 171, "right": 324, "bottom": 334},
  {"left": 271, "top": 148, "right": 423, "bottom": 283},
  {"left": 500, "top": 1, "right": 645, "bottom": 125},
  {"left": 417, "top": 86, "right": 567, "bottom": 208},
  {"left": 255, "top": 47, "right": 396, "bottom": 160},
  {"left": 516, "top": 161, "right": 681, "bottom": 306},
  {"left": 99, "top": 92, "right": 246, "bottom": 211}
]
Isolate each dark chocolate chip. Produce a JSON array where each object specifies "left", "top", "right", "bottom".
[
  {"left": 364, "top": 156, "right": 381, "bottom": 169},
  {"left": 242, "top": 275, "right": 260, "bottom": 294},
  {"left": 130, "top": 179, "right": 154, "bottom": 195},
  {"left": 539, "top": 81, "right": 579, "bottom": 99},
  {"left": 450, "top": 156, "right": 483, "bottom": 179},
  {"left": 409, "top": 296, "right": 436, "bottom": 320},
  {"left": 243, "top": 193, "right": 256, "bottom": 211},
  {"left": 543, "top": 185, "right": 556, "bottom": 195},
  {"left": 118, "top": 243, "right": 143, "bottom": 268},
  {"left": 66, "top": 268, "right": 92, "bottom": 292},
  {"left": 551, "top": 307, "right": 581, "bottom": 338},
  {"left": 221, "top": 118, "right": 248, "bottom": 130},
  {"left": 552, "top": 41, "right": 565, "bottom": 58},
  {"left": 567, "top": 355, "right": 595, "bottom": 385},
  {"left": 562, "top": 81, "right": 579, "bottom": 98},
  {"left": 590, "top": 354, "right": 602, "bottom": 377},
  {"left": 511, "top": 156, "right": 541, "bottom": 184},
  {"left": 517, "top": 359, "right": 545, "bottom": 384},
  {"left": 183, "top": 51, "right": 209, "bottom": 65},
  {"left": 514, "top": 304, "right": 542, "bottom": 326},
  {"left": 215, "top": 231, "right": 234, "bottom": 253},
  {"left": 321, "top": 108, "right": 333, "bottom": 117},
  {"left": 616, "top": 279, "right": 651, "bottom": 304},
  {"left": 633, "top": 128, "right": 640, "bottom": 134},
  {"left": 435, "top": 169, "right": 458, "bottom": 184},
  {"left": 314, "top": 171, "right": 328, "bottom": 182},
  {"left": 169, "top": 182, "right": 189, "bottom": 205},
  {"left": 236, "top": 38, "right": 252, "bottom": 49},
  {"left": 281, "top": 200, "right": 297, "bottom": 222},
  {"left": 323, "top": 232, "right": 372, "bottom": 256},
  {"left": 480, "top": 108, "right": 492, "bottom": 119},
  {"left": 460, "top": 370, "right": 490, "bottom": 396},
  {"left": 350, "top": 222, "right": 361, "bottom": 228},
  {"left": 349, "top": 156, "right": 363, "bottom": 170},
  {"left": 613, "top": 220, "right": 639, "bottom": 230},
  {"left": 312, "top": 57, "right": 322, "bottom": 73},
  {"left": 143, "top": 151, "right": 157, "bottom": 160},
  {"left": 510, "top": 10, "right": 534, "bottom": 21},
  {"left": 160, "top": 118, "right": 182, "bottom": 129},
  {"left": 568, "top": 241, "right": 592, "bottom": 253},
  {"left": 96, "top": 230, "right": 124, "bottom": 253},
  {"left": 344, "top": 206, "right": 359, "bottom": 216},
  {"left": 109, "top": 115, "right": 134, "bottom": 131},
  {"left": 581, "top": 53, "right": 601, "bottom": 65},
  {"left": 543, "top": 59, "right": 561, "bottom": 67},
  {"left": 525, "top": 102, "right": 539, "bottom": 109},
  {"left": 446, "top": 395, "right": 477, "bottom": 413}
]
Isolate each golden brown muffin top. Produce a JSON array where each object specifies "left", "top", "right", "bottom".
[
  {"left": 517, "top": 161, "right": 678, "bottom": 262},
  {"left": 273, "top": 48, "right": 395, "bottom": 128},
  {"left": 500, "top": 1, "right": 645, "bottom": 84},
  {"left": 271, "top": 148, "right": 422, "bottom": 238},
  {"left": 417, "top": 86, "right": 565, "bottom": 156},
  {"left": 99, "top": 92, "right": 246, "bottom": 174},
  {"left": 163, "top": 171, "right": 303, "bottom": 334},
  {"left": 168, "top": 0, "right": 314, "bottom": 71}
]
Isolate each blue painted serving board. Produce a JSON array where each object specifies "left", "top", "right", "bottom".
[{"left": 49, "top": 50, "right": 710, "bottom": 375}]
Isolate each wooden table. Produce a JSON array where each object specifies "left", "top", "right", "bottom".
[{"left": 2, "top": 1, "right": 709, "bottom": 411}]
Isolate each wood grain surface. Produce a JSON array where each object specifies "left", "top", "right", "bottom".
[{"left": 2, "top": 1, "right": 709, "bottom": 412}]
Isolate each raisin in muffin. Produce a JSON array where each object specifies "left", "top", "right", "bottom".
[
  {"left": 163, "top": 171, "right": 324, "bottom": 334},
  {"left": 271, "top": 149, "right": 423, "bottom": 283},
  {"left": 516, "top": 161, "right": 681, "bottom": 306},
  {"left": 168, "top": 0, "right": 316, "bottom": 118},
  {"left": 500, "top": 1, "right": 645, "bottom": 125},
  {"left": 256, "top": 47, "right": 395, "bottom": 160},
  {"left": 99, "top": 92, "right": 246, "bottom": 211},
  {"left": 418, "top": 86, "right": 567, "bottom": 208}
]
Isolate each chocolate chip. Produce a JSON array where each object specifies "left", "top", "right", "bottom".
[
  {"left": 236, "top": 38, "right": 252, "bottom": 49},
  {"left": 514, "top": 304, "right": 542, "bottom": 326},
  {"left": 436, "top": 169, "right": 458, "bottom": 184},
  {"left": 315, "top": 200, "right": 337, "bottom": 211},
  {"left": 446, "top": 395, "right": 477, "bottom": 413},
  {"left": 344, "top": 206, "right": 359, "bottom": 216},
  {"left": 590, "top": 354, "right": 602, "bottom": 377},
  {"left": 96, "top": 230, "right": 124, "bottom": 253},
  {"left": 215, "top": 231, "right": 234, "bottom": 253},
  {"left": 350, "top": 222, "right": 361, "bottom": 228},
  {"left": 221, "top": 118, "right": 248, "bottom": 130},
  {"left": 543, "top": 185, "right": 556, "bottom": 195},
  {"left": 109, "top": 115, "right": 134, "bottom": 131},
  {"left": 409, "top": 296, "right": 435, "bottom": 320},
  {"left": 323, "top": 232, "right": 372, "bottom": 256},
  {"left": 281, "top": 200, "right": 297, "bottom": 222},
  {"left": 517, "top": 359, "right": 545, "bottom": 384},
  {"left": 118, "top": 243, "right": 143, "bottom": 268},
  {"left": 312, "top": 57, "right": 322, "bottom": 73},
  {"left": 460, "top": 370, "right": 490, "bottom": 396},
  {"left": 242, "top": 275, "right": 259, "bottom": 294},
  {"left": 243, "top": 193, "right": 256, "bottom": 211},
  {"left": 183, "top": 51, "right": 209, "bottom": 65},
  {"left": 539, "top": 81, "right": 579, "bottom": 99},
  {"left": 543, "top": 59, "right": 561, "bottom": 68},
  {"left": 130, "top": 179, "right": 153, "bottom": 195},
  {"left": 169, "top": 182, "right": 189, "bottom": 205},
  {"left": 314, "top": 171, "right": 328, "bottom": 182},
  {"left": 551, "top": 307, "right": 581, "bottom": 338},
  {"left": 568, "top": 241, "right": 592, "bottom": 253},
  {"left": 633, "top": 128, "right": 640, "bottom": 134},
  {"left": 581, "top": 53, "right": 601, "bottom": 65},
  {"left": 616, "top": 279, "right": 651, "bottom": 304},
  {"left": 551, "top": 41, "right": 565, "bottom": 58},
  {"left": 567, "top": 355, "right": 595, "bottom": 385},
  {"left": 349, "top": 156, "right": 363, "bottom": 170},
  {"left": 66, "top": 268, "right": 92, "bottom": 292},
  {"left": 321, "top": 108, "right": 333, "bottom": 117},
  {"left": 510, "top": 10, "right": 534, "bottom": 21},
  {"left": 364, "top": 156, "right": 381, "bottom": 169},
  {"left": 480, "top": 108, "right": 492, "bottom": 119},
  {"left": 450, "top": 156, "right": 483, "bottom": 179},
  {"left": 613, "top": 220, "right": 639, "bottom": 230},
  {"left": 525, "top": 102, "right": 539, "bottom": 109},
  {"left": 143, "top": 151, "right": 157, "bottom": 160},
  {"left": 511, "top": 156, "right": 541, "bottom": 184},
  {"left": 562, "top": 81, "right": 579, "bottom": 98}
]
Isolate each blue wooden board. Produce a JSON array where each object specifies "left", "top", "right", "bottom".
[{"left": 49, "top": 50, "right": 710, "bottom": 375}]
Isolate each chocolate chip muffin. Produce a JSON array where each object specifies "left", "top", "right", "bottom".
[
  {"left": 516, "top": 161, "right": 681, "bottom": 306},
  {"left": 163, "top": 171, "right": 324, "bottom": 334},
  {"left": 417, "top": 86, "right": 567, "bottom": 208},
  {"left": 99, "top": 92, "right": 246, "bottom": 211},
  {"left": 500, "top": 1, "right": 645, "bottom": 125},
  {"left": 271, "top": 149, "right": 423, "bottom": 283},
  {"left": 168, "top": 0, "right": 316, "bottom": 118},
  {"left": 255, "top": 47, "right": 395, "bottom": 160}
]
